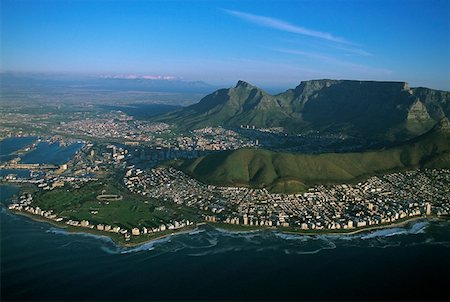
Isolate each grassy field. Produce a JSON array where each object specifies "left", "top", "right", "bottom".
[{"left": 32, "top": 176, "right": 201, "bottom": 230}]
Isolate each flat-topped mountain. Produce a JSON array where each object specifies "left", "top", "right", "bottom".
[
  {"left": 174, "top": 118, "right": 450, "bottom": 193},
  {"left": 157, "top": 79, "right": 450, "bottom": 140}
]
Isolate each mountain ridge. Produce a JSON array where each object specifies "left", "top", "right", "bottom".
[{"left": 157, "top": 79, "right": 450, "bottom": 140}]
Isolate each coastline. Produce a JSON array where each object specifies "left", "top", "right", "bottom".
[
  {"left": 9, "top": 209, "right": 198, "bottom": 248},
  {"left": 205, "top": 215, "right": 448, "bottom": 237},
  {"left": 6, "top": 201, "right": 449, "bottom": 248},
  {"left": 280, "top": 216, "right": 430, "bottom": 236}
]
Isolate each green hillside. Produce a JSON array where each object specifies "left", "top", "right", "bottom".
[
  {"left": 174, "top": 118, "right": 450, "bottom": 193},
  {"left": 157, "top": 79, "right": 450, "bottom": 140}
]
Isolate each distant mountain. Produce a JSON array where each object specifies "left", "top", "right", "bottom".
[
  {"left": 174, "top": 118, "right": 450, "bottom": 193},
  {"left": 91, "top": 78, "right": 214, "bottom": 93},
  {"left": 157, "top": 79, "right": 450, "bottom": 140},
  {"left": 0, "top": 72, "right": 215, "bottom": 94}
]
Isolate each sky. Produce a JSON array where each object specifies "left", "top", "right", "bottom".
[{"left": 1, "top": 0, "right": 449, "bottom": 90}]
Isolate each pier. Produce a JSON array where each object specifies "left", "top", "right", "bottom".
[{"left": 0, "top": 163, "right": 59, "bottom": 170}]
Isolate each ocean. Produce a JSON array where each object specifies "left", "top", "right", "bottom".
[
  {"left": 1, "top": 184, "right": 449, "bottom": 301},
  {"left": 0, "top": 136, "right": 37, "bottom": 163},
  {"left": 20, "top": 141, "right": 84, "bottom": 165},
  {"left": 0, "top": 137, "right": 83, "bottom": 165}
]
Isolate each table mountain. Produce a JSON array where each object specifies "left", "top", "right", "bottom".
[{"left": 157, "top": 79, "right": 450, "bottom": 140}]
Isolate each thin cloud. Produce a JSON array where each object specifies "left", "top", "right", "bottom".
[
  {"left": 276, "top": 48, "right": 391, "bottom": 75},
  {"left": 224, "top": 9, "right": 352, "bottom": 45},
  {"left": 278, "top": 37, "right": 372, "bottom": 57},
  {"left": 331, "top": 45, "right": 373, "bottom": 57}
]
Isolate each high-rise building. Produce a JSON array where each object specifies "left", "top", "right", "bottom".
[{"left": 426, "top": 203, "right": 432, "bottom": 215}]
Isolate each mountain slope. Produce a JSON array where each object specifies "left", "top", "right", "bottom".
[
  {"left": 157, "top": 79, "right": 449, "bottom": 140},
  {"left": 174, "top": 118, "right": 450, "bottom": 193},
  {"left": 158, "top": 80, "right": 288, "bottom": 129}
]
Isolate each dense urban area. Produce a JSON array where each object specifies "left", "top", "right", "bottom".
[{"left": 125, "top": 167, "right": 449, "bottom": 230}]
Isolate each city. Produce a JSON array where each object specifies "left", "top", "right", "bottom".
[
  {"left": 2, "top": 130, "right": 449, "bottom": 243},
  {"left": 125, "top": 166, "right": 449, "bottom": 231},
  {"left": 1, "top": 0, "right": 449, "bottom": 300}
]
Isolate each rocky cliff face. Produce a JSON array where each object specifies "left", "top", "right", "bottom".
[
  {"left": 411, "top": 87, "right": 450, "bottom": 120},
  {"left": 407, "top": 99, "right": 432, "bottom": 122},
  {"left": 435, "top": 117, "right": 450, "bottom": 133}
]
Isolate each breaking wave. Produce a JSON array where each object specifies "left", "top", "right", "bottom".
[
  {"left": 25, "top": 217, "right": 450, "bottom": 256},
  {"left": 46, "top": 227, "right": 114, "bottom": 243}
]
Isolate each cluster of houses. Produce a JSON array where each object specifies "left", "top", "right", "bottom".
[
  {"left": 66, "top": 218, "right": 194, "bottom": 241},
  {"left": 8, "top": 191, "right": 195, "bottom": 241},
  {"left": 8, "top": 194, "right": 63, "bottom": 222},
  {"left": 58, "top": 114, "right": 257, "bottom": 152},
  {"left": 58, "top": 117, "right": 169, "bottom": 142},
  {"left": 124, "top": 167, "right": 450, "bottom": 231}
]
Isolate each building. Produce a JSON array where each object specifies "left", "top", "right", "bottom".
[
  {"left": 426, "top": 203, "right": 432, "bottom": 215},
  {"left": 52, "top": 181, "right": 65, "bottom": 189},
  {"left": 243, "top": 214, "right": 248, "bottom": 225},
  {"left": 112, "top": 226, "right": 121, "bottom": 233}
]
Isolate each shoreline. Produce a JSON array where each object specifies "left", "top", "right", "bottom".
[
  {"left": 205, "top": 215, "right": 449, "bottom": 237},
  {"left": 7, "top": 207, "right": 448, "bottom": 248},
  {"left": 9, "top": 209, "right": 198, "bottom": 248},
  {"left": 280, "top": 216, "right": 430, "bottom": 236}
]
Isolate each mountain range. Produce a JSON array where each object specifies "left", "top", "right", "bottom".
[
  {"left": 0, "top": 73, "right": 214, "bottom": 94},
  {"left": 157, "top": 79, "right": 450, "bottom": 140}
]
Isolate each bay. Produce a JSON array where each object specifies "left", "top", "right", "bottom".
[
  {"left": 0, "top": 136, "right": 37, "bottom": 162},
  {"left": 20, "top": 141, "right": 83, "bottom": 165}
]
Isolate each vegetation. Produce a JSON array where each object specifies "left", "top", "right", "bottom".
[
  {"left": 32, "top": 175, "right": 201, "bottom": 230},
  {"left": 174, "top": 118, "right": 450, "bottom": 193}
]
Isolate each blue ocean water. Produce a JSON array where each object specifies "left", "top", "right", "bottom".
[
  {"left": 0, "top": 169, "right": 31, "bottom": 178},
  {"left": 1, "top": 184, "right": 449, "bottom": 301},
  {"left": 20, "top": 141, "right": 83, "bottom": 165},
  {"left": 0, "top": 136, "right": 37, "bottom": 162}
]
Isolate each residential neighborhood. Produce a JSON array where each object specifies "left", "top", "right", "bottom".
[{"left": 125, "top": 166, "right": 450, "bottom": 231}]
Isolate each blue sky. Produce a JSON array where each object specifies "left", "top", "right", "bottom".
[{"left": 1, "top": 0, "right": 449, "bottom": 90}]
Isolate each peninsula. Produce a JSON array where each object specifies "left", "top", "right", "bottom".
[{"left": 1, "top": 79, "right": 449, "bottom": 246}]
